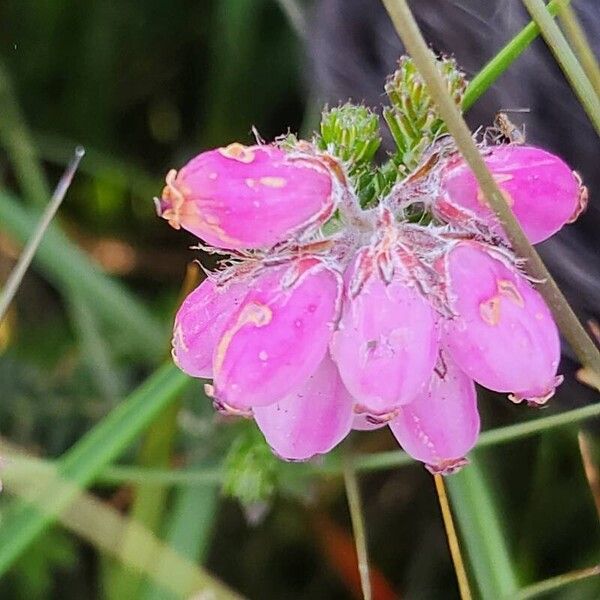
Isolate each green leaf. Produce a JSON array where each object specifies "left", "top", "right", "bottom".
[
  {"left": 0, "top": 363, "right": 192, "bottom": 576},
  {"left": 0, "top": 190, "right": 165, "bottom": 359},
  {"left": 446, "top": 455, "right": 520, "bottom": 599}
]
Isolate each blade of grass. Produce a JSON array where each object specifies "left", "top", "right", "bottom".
[
  {"left": 0, "top": 59, "right": 50, "bottom": 208},
  {"left": 0, "top": 148, "right": 84, "bottom": 321},
  {"left": 515, "top": 564, "right": 600, "bottom": 599},
  {"left": 446, "top": 456, "right": 520, "bottom": 599},
  {"left": 462, "top": 0, "right": 571, "bottom": 111},
  {"left": 143, "top": 463, "right": 220, "bottom": 600},
  {"left": 577, "top": 431, "right": 600, "bottom": 522},
  {"left": 0, "top": 190, "right": 165, "bottom": 358},
  {"left": 381, "top": 0, "right": 600, "bottom": 380},
  {"left": 86, "top": 398, "right": 600, "bottom": 485},
  {"left": 0, "top": 362, "right": 191, "bottom": 576},
  {"left": 68, "top": 292, "right": 125, "bottom": 403},
  {"left": 433, "top": 474, "right": 473, "bottom": 600},
  {"left": 343, "top": 447, "right": 372, "bottom": 600},
  {"left": 522, "top": 0, "right": 600, "bottom": 135},
  {"left": 108, "top": 264, "right": 201, "bottom": 599},
  {"left": 1, "top": 449, "right": 241, "bottom": 599},
  {"left": 558, "top": 2, "right": 600, "bottom": 97}
]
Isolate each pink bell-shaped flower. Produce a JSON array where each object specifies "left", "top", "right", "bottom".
[
  {"left": 172, "top": 278, "right": 248, "bottom": 378},
  {"left": 253, "top": 354, "right": 353, "bottom": 460},
  {"left": 443, "top": 242, "right": 562, "bottom": 404},
  {"left": 389, "top": 350, "right": 480, "bottom": 474},
  {"left": 213, "top": 259, "right": 342, "bottom": 411},
  {"left": 330, "top": 250, "right": 439, "bottom": 418},
  {"left": 156, "top": 143, "right": 336, "bottom": 250},
  {"left": 435, "top": 145, "right": 587, "bottom": 244}
]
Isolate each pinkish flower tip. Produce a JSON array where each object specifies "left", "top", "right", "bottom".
[{"left": 158, "top": 143, "right": 337, "bottom": 249}]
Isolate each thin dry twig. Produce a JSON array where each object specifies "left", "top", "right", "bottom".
[
  {"left": 343, "top": 449, "right": 372, "bottom": 600},
  {"left": 433, "top": 474, "right": 473, "bottom": 600},
  {"left": 577, "top": 431, "right": 600, "bottom": 522},
  {"left": 0, "top": 146, "right": 85, "bottom": 322}
]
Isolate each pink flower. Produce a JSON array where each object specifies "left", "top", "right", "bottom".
[
  {"left": 434, "top": 145, "right": 587, "bottom": 244},
  {"left": 253, "top": 354, "right": 353, "bottom": 460},
  {"left": 172, "top": 278, "right": 248, "bottom": 379},
  {"left": 389, "top": 350, "right": 480, "bottom": 474},
  {"left": 212, "top": 259, "right": 342, "bottom": 411},
  {"left": 442, "top": 242, "right": 562, "bottom": 405},
  {"left": 330, "top": 249, "right": 439, "bottom": 418},
  {"left": 156, "top": 143, "right": 336, "bottom": 249}
]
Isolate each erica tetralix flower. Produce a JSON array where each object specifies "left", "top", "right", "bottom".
[
  {"left": 442, "top": 242, "right": 562, "bottom": 405},
  {"left": 210, "top": 259, "right": 342, "bottom": 412},
  {"left": 156, "top": 143, "right": 337, "bottom": 250},
  {"left": 330, "top": 248, "right": 439, "bottom": 419},
  {"left": 389, "top": 350, "right": 480, "bottom": 474},
  {"left": 434, "top": 145, "right": 587, "bottom": 244}
]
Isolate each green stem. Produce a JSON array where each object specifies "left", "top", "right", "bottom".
[
  {"left": 522, "top": 0, "right": 600, "bottom": 135},
  {"left": 0, "top": 190, "right": 165, "bottom": 359},
  {"left": 558, "top": 3, "right": 600, "bottom": 98},
  {"left": 0, "top": 59, "right": 50, "bottom": 208},
  {"left": 0, "top": 148, "right": 84, "bottom": 321},
  {"left": 462, "top": 0, "right": 571, "bottom": 111},
  {"left": 0, "top": 363, "right": 191, "bottom": 577},
  {"left": 343, "top": 449, "right": 372, "bottom": 600},
  {"left": 381, "top": 0, "right": 600, "bottom": 381},
  {"left": 514, "top": 564, "right": 600, "bottom": 599}
]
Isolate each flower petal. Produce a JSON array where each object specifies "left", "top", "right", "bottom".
[
  {"left": 172, "top": 278, "right": 248, "bottom": 378},
  {"left": 389, "top": 351, "right": 480, "bottom": 474},
  {"left": 443, "top": 242, "right": 561, "bottom": 403},
  {"left": 157, "top": 144, "right": 335, "bottom": 249},
  {"left": 253, "top": 354, "right": 353, "bottom": 460},
  {"left": 436, "top": 145, "right": 584, "bottom": 244},
  {"left": 213, "top": 260, "right": 342, "bottom": 409},
  {"left": 331, "top": 255, "right": 439, "bottom": 416}
]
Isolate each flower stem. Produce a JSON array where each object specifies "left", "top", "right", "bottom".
[
  {"left": 343, "top": 449, "right": 372, "bottom": 600},
  {"left": 522, "top": 0, "right": 600, "bottom": 135},
  {"left": 514, "top": 564, "right": 600, "bottom": 599},
  {"left": 462, "top": 0, "right": 572, "bottom": 111},
  {"left": 557, "top": 2, "right": 600, "bottom": 98},
  {"left": 380, "top": 0, "right": 600, "bottom": 380},
  {"left": 0, "top": 147, "right": 84, "bottom": 322},
  {"left": 433, "top": 474, "right": 473, "bottom": 600}
]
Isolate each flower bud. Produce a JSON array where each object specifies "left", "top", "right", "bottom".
[
  {"left": 253, "top": 355, "right": 353, "bottom": 461},
  {"left": 435, "top": 145, "right": 586, "bottom": 244},
  {"left": 443, "top": 243, "right": 562, "bottom": 404},
  {"left": 213, "top": 259, "right": 342, "bottom": 410},
  {"left": 389, "top": 351, "right": 480, "bottom": 474},
  {"left": 157, "top": 143, "right": 335, "bottom": 249},
  {"left": 172, "top": 278, "right": 248, "bottom": 378},
  {"left": 330, "top": 251, "right": 439, "bottom": 417}
]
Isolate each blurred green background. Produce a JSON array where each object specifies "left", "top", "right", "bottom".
[{"left": 1, "top": 1, "right": 600, "bottom": 599}]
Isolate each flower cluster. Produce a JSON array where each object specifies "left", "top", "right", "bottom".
[
  {"left": 156, "top": 51, "right": 588, "bottom": 476},
  {"left": 156, "top": 130, "right": 586, "bottom": 474}
]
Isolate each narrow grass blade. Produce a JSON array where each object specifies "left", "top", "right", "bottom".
[
  {"left": 462, "top": 0, "right": 571, "bottom": 111},
  {"left": 0, "top": 363, "right": 191, "bottom": 576},
  {"left": 0, "top": 148, "right": 84, "bottom": 321},
  {"left": 1, "top": 449, "right": 241, "bottom": 599},
  {"left": 343, "top": 448, "right": 372, "bottom": 600},
  {"left": 0, "top": 59, "right": 50, "bottom": 208},
  {"left": 515, "top": 564, "right": 600, "bottom": 599},
  {"left": 143, "top": 467, "right": 220, "bottom": 600},
  {"left": 446, "top": 457, "right": 520, "bottom": 599},
  {"left": 68, "top": 292, "right": 125, "bottom": 402},
  {"left": 0, "top": 190, "right": 165, "bottom": 358},
  {"left": 578, "top": 432, "right": 600, "bottom": 522},
  {"left": 381, "top": 0, "right": 600, "bottom": 380},
  {"left": 433, "top": 474, "right": 473, "bottom": 600},
  {"left": 522, "top": 0, "right": 600, "bottom": 135},
  {"left": 558, "top": 3, "right": 600, "bottom": 98}
]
